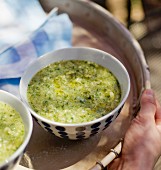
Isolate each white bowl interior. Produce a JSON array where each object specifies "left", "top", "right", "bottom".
[
  {"left": 20, "top": 47, "right": 130, "bottom": 125},
  {"left": 0, "top": 90, "right": 33, "bottom": 167}
]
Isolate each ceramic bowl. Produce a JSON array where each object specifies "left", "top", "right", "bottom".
[
  {"left": 0, "top": 90, "right": 33, "bottom": 170},
  {"left": 19, "top": 47, "right": 130, "bottom": 140}
]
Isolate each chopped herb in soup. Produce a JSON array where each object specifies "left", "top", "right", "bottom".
[
  {"left": 0, "top": 102, "right": 25, "bottom": 163},
  {"left": 27, "top": 60, "right": 121, "bottom": 124}
]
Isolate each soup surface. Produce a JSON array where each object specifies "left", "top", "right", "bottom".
[
  {"left": 0, "top": 101, "right": 25, "bottom": 163},
  {"left": 27, "top": 60, "right": 121, "bottom": 123}
]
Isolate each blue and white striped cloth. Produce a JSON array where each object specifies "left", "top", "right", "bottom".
[{"left": 0, "top": 0, "right": 73, "bottom": 96}]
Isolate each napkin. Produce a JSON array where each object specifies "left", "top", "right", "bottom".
[{"left": 0, "top": 0, "right": 73, "bottom": 96}]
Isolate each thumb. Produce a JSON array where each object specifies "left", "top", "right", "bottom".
[{"left": 139, "top": 89, "right": 156, "bottom": 118}]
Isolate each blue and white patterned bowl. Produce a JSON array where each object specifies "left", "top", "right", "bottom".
[
  {"left": 0, "top": 90, "right": 33, "bottom": 170},
  {"left": 20, "top": 47, "right": 130, "bottom": 140}
]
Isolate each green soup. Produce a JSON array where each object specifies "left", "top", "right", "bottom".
[
  {"left": 0, "top": 102, "right": 25, "bottom": 163},
  {"left": 27, "top": 60, "right": 121, "bottom": 124}
]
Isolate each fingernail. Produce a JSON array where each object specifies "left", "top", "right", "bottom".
[{"left": 145, "top": 89, "right": 154, "bottom": 96}]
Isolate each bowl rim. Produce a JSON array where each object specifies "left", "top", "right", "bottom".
[
  {"left": 20, "top": 47, "right": 130, "bottom": 127},
  {"left": 0, "top": 90, "right": 33, "bottom": 168}
]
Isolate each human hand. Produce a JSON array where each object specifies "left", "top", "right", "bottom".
[{"left": 108, "top": 89, "right": 161, "bottom": 170}]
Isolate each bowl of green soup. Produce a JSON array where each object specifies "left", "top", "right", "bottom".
[
  {"left": 0, "top": 90, "right": 33, "bottom": 170},
  {"left": 20, "top": 47, "right": 130, "bottom": 140}
]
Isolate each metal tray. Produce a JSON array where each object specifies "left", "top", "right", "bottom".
[{"left": 20, "top": 0, "right": 150, "bottom": 169}]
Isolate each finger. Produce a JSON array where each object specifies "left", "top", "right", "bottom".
[
  {"left": 155, "top": 99, "right": 161, "bottom": 125},
  {"left": 139, "top": 89, "right": 156, "bottom": 118}
]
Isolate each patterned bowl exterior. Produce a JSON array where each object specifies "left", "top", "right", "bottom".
[
  {"left": 20, "top": 47, "right": 130, "bottom": 140},
  {"left": 0, "top": 90, "right": 33, "bottom": 170},
  {"left": 33, "top": 106, "right": 122, "bottom": 140}
]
